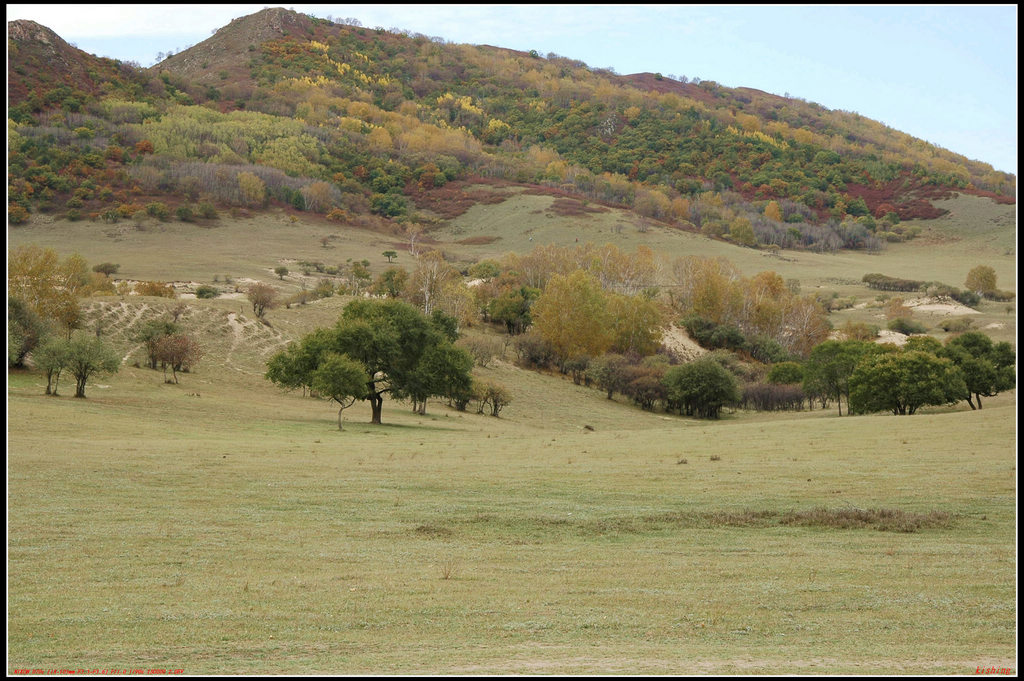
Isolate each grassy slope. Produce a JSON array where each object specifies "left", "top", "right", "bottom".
[
  {"left": 7, "top": 191, "right": 1017, "bottom": 674},
  {"left": 7, "top": 359, "right": 1017, "bottom": 674}
]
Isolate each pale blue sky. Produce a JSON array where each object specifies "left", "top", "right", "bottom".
[{"left": 7, "top": 4, "right": 1018, "bottom": 175}]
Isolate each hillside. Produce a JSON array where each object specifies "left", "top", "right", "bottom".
[
  {"left": 6, "top": 8, "right": 1016, "bottom": 253},
  {"left": 6, "top": 11, "right": 1018, "bottom": 673}
]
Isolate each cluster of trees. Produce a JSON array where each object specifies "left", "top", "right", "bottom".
[
  {"left": 798, "top": 334, "right": 1015, "bottom": 416},
  {"left": 134, "top": 319, "right": 203, "bottom": 383},
  {"left": 7, "top": 245, "right": 124, "bottom": 397},
  {"left": 863, "top": 264, "right": 1016, "bottom": 309},
  {"left": 266, "top": 299, "right": 505, "bottom": 428},
  {"left": 8, "top": 244, "right": 208, "bottom": 396},
  {"left": 668, "top": 256, "right": 831, "bottom": 358}
]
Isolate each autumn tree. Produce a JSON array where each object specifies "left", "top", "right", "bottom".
[
  {"left": 371, "top": 267, "right": 409, "bottom": 299},
  {"left": 531, "top": 270, "right": 614, "bottom": 368},
  {"left": 301, "top": 181, "right": 337, "bottom": 213},
  {"left": 473, "top": 379, "right": 513, "bottom": 417},
  {"left": 764, "top": 200, "right": 783, "bottom": 222},
  {"left": 238, "top": 171, "right": 266, "bottom": 208},
  {"left": 487, "top": 286, "right": 540, "bottom": 335},
  {"left": 8, "top": 245, "right": 91, "bottom": 337},
  {"left": 154, "top": 333, "right": 203, "bottom": 384},
  {"left": 8, "top": 297, "right": 48, "bottom": 368},
  {"left": 247, "top": 282, "right": 278, "bottom": 318},
  {"left": 607, "top": 293, "right": 665, "bottom": 356},
  {"left": 964, "top": 265, "right": 997, "bottom": 295},
  {"left": 134, "top": 320, "right": 180, "bottom": 369},
  {"left": 407, "top": 250, "right": 458, "bottom": 315}
]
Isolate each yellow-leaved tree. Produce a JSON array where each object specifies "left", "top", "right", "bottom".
[{"left": 531, "top": 269, "right": 614, "bottom": 367}]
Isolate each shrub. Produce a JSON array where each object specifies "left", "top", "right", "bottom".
[
  {"left": 473, "top": 379, "right": 512, "bottom": 417},
  {"left": 9, "top": 204, "right": 30, "bottom": 225},
  {"left": 938, "top": 318, "right": 974, "bottom": 333},
  {"left": 887, "top": 318, "right": 927, "bottom": 335},
  {"left": 513, "top": 331, "right": 557, "bottom": 370},
  {"left": 840, "top": 321, "right": 879, "bottom": 341},
  {"left": 862, "top": 273, "right": 925, "bottom": 292},
  {"left": 745, "top": 335, "right": 790, "bottom": 363},
  {"left": 197, "top": 202, "right": 219, "bottom": 220},
  {"left": 984, "top": 289, "right": 1015, "bottom": 302},
  {"left": 195, "top": 285, "right": 219, "bottom": 299},
  {"left": 458, "top": 335, "right": 504, "bottom": 368},
  {"left": 146, "top": 202, "right": 170, "bottom": 220},
  {"left": 135, "top": 281, "right": 177, "bottom": 298},
  {"left": 767, "top": 361, "right": 804, "bottom": 385}
]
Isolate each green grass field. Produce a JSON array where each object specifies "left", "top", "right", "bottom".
[{"left": 7, "top": 191, "right": 1017, "bottom": 674}]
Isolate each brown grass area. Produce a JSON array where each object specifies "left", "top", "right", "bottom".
[
  {"left": 546, "top": 197, "right": 611, "bottom": 217},
  {"left": 407, "top": 179, "right": 513, "bottom": 220},
  {"left": 456, "top": 235, "right": 502, "bottom": 245}
]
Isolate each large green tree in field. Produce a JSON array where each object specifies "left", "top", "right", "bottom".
[
  {"left": 266, "top": 299, "right": 473, "bottom": 425},
  {"left": 942, "top": 331, "right": 1016, "bottom": 409},
  {"left": 848, "top": 349, "right": 966, "bottom": 415}
]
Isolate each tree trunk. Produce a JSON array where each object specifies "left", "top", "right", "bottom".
[
  {"left": 966, "top": 395, "right": 977, "bottom": 410},
  {"left": 337, "top": 407, "right": 345, "bottom": 431},
  {"left": 975, "top": 393, "right": 983, "bottom": 409},
  {"left": 75, "top": 376, "right": 87, "bottom": 398},
  {"left": 370, "top": 392, "right": 383, "bottom": 424}
]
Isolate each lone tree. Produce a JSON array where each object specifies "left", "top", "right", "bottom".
[
  {"left": 64, "top": 334, "right": 120, "bottom": 398},
  {"left": 154, "top": 333, "right": 203, "bottom": 384},
  {"left": 266, "top": 299, "right": 473, "bottom": 425},
  {"left": 247, "top": 282, "right": 278, "bottom": 318},
  {"left": 382, "top": 250, "right": 398, "bottom": 264},
  {"left": 92, "top": 262, "right": 120, "bottom": 277},
  {"left": 964, "top": 265, "right": 997, "bottom": 295},
  {"left": 274, "top": 266, "right": 289, "bottom": 280}
]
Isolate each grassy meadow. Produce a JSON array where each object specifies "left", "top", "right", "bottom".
[{"left": 7, "top": 191, "right": 1017, "bottom": 674}]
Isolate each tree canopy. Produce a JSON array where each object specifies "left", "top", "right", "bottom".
[
  {"left": 663, "top": 357, "right": 740, "bottom": 419},
  {"left": 265, "top": 299, "right": 473, "bottom": 425},
  {"left": 849, "top": 349, "right": 965, "bottom": 416}
]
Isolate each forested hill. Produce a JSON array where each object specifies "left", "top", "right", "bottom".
[{"left": 7, "top": 8, "right": 1016, "bottom": 248}]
